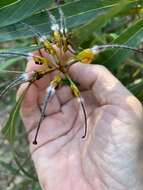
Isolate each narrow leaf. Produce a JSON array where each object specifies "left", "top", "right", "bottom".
[
  {"left": 0, "top": 0, "right": 125, "bottom": 42},
  {"left": 13, "top": 153, "right": 38, "bottom": 181},
  {"left": 2, "top": 84, "right": 30, "bottom": 143},
  {"left": 0, "top": 0, "right": 53, "bottom": 28},
  {"left": 0, "top": 0, "right": 18, "bottom": 9},
  {"left": 0, "top": 160, "right": 17, "bottom": 174},
  {"left": 100, "top": 19, "right": 143, "bottom": 68},
  {"left": 72, "top": 0, "right": 134, "bottom": 45},
  {"left": 0, "top": 57, "right": 23, "bottom": 70}
]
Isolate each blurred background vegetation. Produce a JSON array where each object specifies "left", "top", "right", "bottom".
[{"left": 0, "top": 0, "right": 142, "bottom": 189}]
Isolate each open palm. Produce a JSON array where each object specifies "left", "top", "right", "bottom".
[{"left": 18, "top": 61, "right": 143, "bottom": 190}]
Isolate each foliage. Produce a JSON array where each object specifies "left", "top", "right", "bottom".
[{"left": 0, "top": 0, "right": 143, "bottom": 189}]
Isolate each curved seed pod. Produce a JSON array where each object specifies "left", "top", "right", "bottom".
[
  {"left": 0, "top": 67, "right": 56, "bottom": 98},
  {"left": 0, "top": 51, "right": 33, "bottom": 58},
  {"left": 91, "top": 44, "right": 143, "bottom": 54},
  {"left": 48, "top": 10, "right": 63, "bottom": 49},
  {"left": 75, "top": 49, "right": 95, "bottom": 64},
  {"left": 21, "top": 21, "right": 59, "bottom": 62},
  {"left": 77, "top": 97, "right": 88, "bottom": 139},
  {"left": 0, "top": 72, "right": 35, "bottom": 97},
  {"left": 0, "top": 51, "right": 54, "bottom": 67},
  {"left": 65, "top": 74, "right": 88, "bottom": 138},
  {"left": 21, "top": 21, "right": 57, "bottom": 58},
  {"left": 48, "top": 10, "right": 60, "bottom": 32},
  {"left": 33, "top": 75, "right": 62, "bottom": 145},
  {"left": 0, "top": 51, "right": 41, "bottom": 60},
  {"left": 21, "top": 21, "right": 43, "bottom": 39},
  {"left": 75, "top": 44, "right": 143, "bottom": 64},
  {"left": 21, "top": 22, "right": 55, "bottom": 55},
  {"left": 33, "top": 85, "right": 55, "bottom": 145}
]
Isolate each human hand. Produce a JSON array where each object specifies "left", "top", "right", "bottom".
[{"left": 18, "top": 54, "right": 143, "bottom": 190}]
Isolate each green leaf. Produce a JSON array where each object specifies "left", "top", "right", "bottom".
[
  {"left": 72, "top": 0, "right": 136, "bottom": 45},
  {"left": 2, "top": 84, "right": 30, "bottom": 143},
  {"left": 100, "top": 19, "right": 143, "bottom": 69},
  {"left": 0, "top": 44, "right": 42, "bottom": 70},
  {"left": 13, "top": 152, "right": 38, "bottom": 181},
  {"left": 0, "top": 57, "right": 23, "bottom": 70},
  {"left": 0, "top": 0, "right": 127, "bottom": 42},
  {"left": 0, "top": 160, "right": 17, "bottom": 174},
  {"left": 128, "top": 79, "right": 143, "bottom": 95},
  {"left": 1, "top": 44, "right": 41, "bottom": 53},
  {"left": 0, "top": 0, "right": 141, "bottom": 41},
  {"left": 0, "top": 0, "right": 18, "bottom": 9},
  {"left": 0, "top": 0, "right": 53, "bottom": 28},
  {"left": 0, "top": 47, "right": 40, "bottom": 72}
]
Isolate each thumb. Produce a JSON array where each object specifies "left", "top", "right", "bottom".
[
  {"left": 17, "top": 83, "right": 41, "bottom": 131},
  {"left": 69, "top": 63, "right": 141, "bottom": 115}
]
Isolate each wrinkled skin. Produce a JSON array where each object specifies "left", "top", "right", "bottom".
[{"left": 18, "top": 53, "right": 143, "bottom": 190}]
